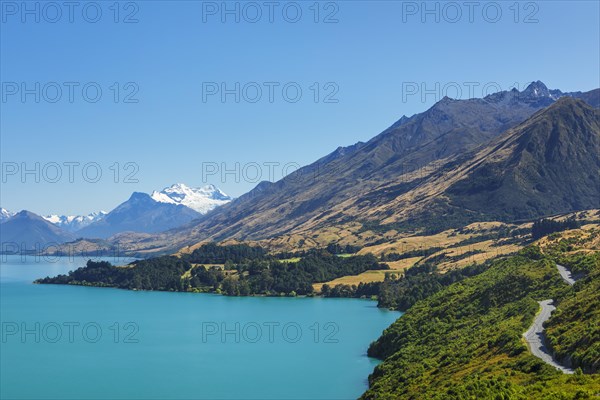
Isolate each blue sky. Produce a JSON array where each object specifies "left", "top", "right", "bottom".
[{"left": 1, "top": 0, "right": 599, "bottom": 215}]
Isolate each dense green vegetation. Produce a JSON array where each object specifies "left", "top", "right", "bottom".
[
  {"left": 377, "top": 262, "right": 488, "bottom": 310},
  {"left": 35, "top": 256, "right": 190, "bottom": 291},
  {"left": 36, "top": 243, "right": 386, "bottom": 297},
  {"left": 544, "top": 231, "right": 600, "bottom": 275},
  {"left": 362, "top": 246, "right": 600, "bottom": 399},
  {"left": 532, "top": 217, "right": 581, "bottom": 240},
  {"left": 325, "top": 243, "right": 361, "bottom": 255},
  {"left": 188, "top": 251, "right": 385, "bottom": 296},
  {"left": 320, "top": 281, "right": 381, "bottom": 298}
]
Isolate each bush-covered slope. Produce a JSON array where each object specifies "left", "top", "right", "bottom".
[
  {"left": 545, "top": 253, "right": 600, "bottom": 374},
  {"left": 363, "top": 247, "right": 600, "bottom": 399}
]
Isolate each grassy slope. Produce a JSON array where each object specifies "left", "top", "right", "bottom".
[{"left": 362, "top": 246, "right": 600, "bottom": 399}]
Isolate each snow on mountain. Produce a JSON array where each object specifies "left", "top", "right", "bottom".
[
  {"left": 43, "top": 211, "right": 107, "bottom": 232},
  {"left": 151, "top": 183, "right": 232, "bottom": 214},
  {"left": 4, "top": 183, "right": 229, "bottom": 236},
  {"left": 0, "top": 207, "right": 14, "bottom": 222},
  {"left": 484, "top": 81, "right": 591, "bottom": 107},
  {"left": 76, "top": 192, "right": 202, "bottom": 239},
  {"left": 1, "top": 210, "right": 76, "bottom": 250}
]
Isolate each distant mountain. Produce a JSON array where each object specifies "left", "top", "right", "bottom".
[
  {"left": 0, "top": 208, "right": 14, "bottom": 223},
  {"left": 572, "top": 88, "right": 600, "bottom": 108},
  {"left": 485, "top": 81, "right": 599, "bottom": 108},
  {"left": 0, "top": 210, "right": 76, "bottom": 251},
  {"left": 43, "top": 211, "right": 107, "bottom": 232},
  {"left": 76, "top": 192, "right": 202, "bottom": 239},
  {"left": 6, "top": 183, "right": 229, "bottom": 241},
  {"left": 151, "top": 183, "right": 232, "bottom": 214}
]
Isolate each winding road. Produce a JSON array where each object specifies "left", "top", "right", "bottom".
[
  {"left": 523, "top": 300, "right": 575, "bottom": 374},
  {"left": 556, "top": 264, "right": 577, "bottom": 285},
  {"left": 522, "top": 263, "right": 579, "bottom": 374}
]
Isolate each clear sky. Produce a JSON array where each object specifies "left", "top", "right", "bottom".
[{"left": 1, "top": 0, "right": 599, "bottom": 215}]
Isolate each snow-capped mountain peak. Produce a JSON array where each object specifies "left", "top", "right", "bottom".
[
  {"left": 522, "top": 80, "right": 551, "bottom": 98},
  {"left": 0, "top": 207, "right": 14, "bottom": 222},
  {"left": 43, "top": 211, "right": 107, "bottom": 232},
  {"left": 151, "top": 183, "right": 232, "bottom": 214}
]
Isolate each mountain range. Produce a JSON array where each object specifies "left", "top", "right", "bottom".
[
  {"left": 3, "top": 82, "right": 598, "bottom": 255},
  {"left": 0, "top": 184, "right": 232, "bottom": 250},
  {"left": 82, "top": 81, "right": 599, "bottom": 255},
  {"left": 150, "top": 183, "right": 232, "bottom": 213},
  {"left": 75, "top": 192, "right": 203, "bottom": 239},
  {"left": 72, "top": 183, "right": 233, "bottom": 239},
  {"left": 42, "top": 212, "right": 108, "bottom": 232}
]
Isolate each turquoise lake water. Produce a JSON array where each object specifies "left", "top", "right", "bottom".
[{"left": 0, "top": 255, "right": 401, "bottom": 399}]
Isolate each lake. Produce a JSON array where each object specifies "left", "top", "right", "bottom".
[{"left": 0, "top": 255, "right": 401, "bottom": 399}]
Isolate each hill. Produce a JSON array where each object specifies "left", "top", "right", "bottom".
[
  {"left": 0, "top": 210, "right": 75, "bottom": 251},
  {"left": 362, "top": 235, "right": 600, "bottom": 399}
]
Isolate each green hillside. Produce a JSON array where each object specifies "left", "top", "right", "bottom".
[{"left": 363, "top": 244, "right": 600, "bottom": 399}]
